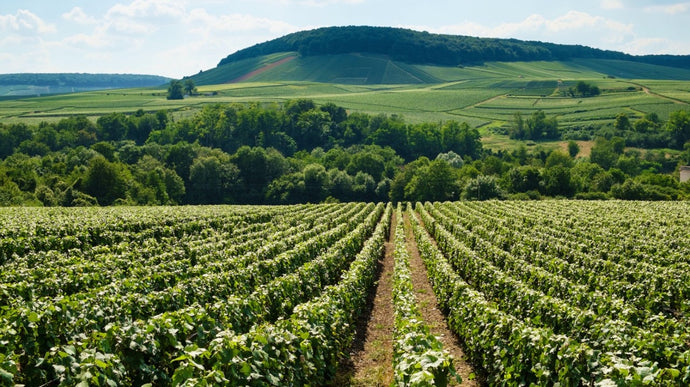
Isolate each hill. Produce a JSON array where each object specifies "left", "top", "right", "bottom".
[
  {"left": 0, "top": 73, "right": 170, "bottom": 98},
  {"left": 212, "top": 26, "right": 690, "bottom": 76},
  {"left": 194, "top": 26, "right": 690, "bottom": 86}
]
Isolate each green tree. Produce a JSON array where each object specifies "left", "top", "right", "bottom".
[
  {"left": 346, "top": 151, "right": 385, "bottom": 180},
  {"left": 575, "top": 81, "right": 600, "bottom": 97},
  {"left": 614, "top": 113, "right": 632, "bottom": 131},
  {"left": 405, "top": 159, "right": 460, "bottom": 202},
  {"left": 527, "top": 110, "right": 559, "bottom": 140},
  {"left": 232, "top": 146, "right": 268, "bottom": 200},
  {"left": 408, "top": 122, "right": 442, "bottom": 159},
  {"left": 266, "top": 172, "right": 305, "bottom": 204},
  {"left": 187, "top": 156, "right": 241, "bottom": 204},
  {"left": 167, "top": 80, "right": 184, "bottom": 100},
  {"left": 510, "top": 111, "right": 558, "bottom": 140},
  {"left": 91, "top": 142, "right": 116, "bottom": 162},
  {"left": 303, "top": 163, "right": 330, "bottom": 203},
  {"left": 667, "top": 110, "right": 690, "bottom": 149},
  {"left": 96, "top": 113, "right": 129, "bottom": 141},
  {"left": 505, "top": 166, "right": 541, "bottom": 193},
  {"left": 541, "top": 165, "right": 575, "bottom": 197},
  {"left": 436, "top": 151, "right": 464, "bottom": 168},
  {"left": 0, "top": 168, "right": 25, "bottom": 206},
  {"left": 570, "top": 162, "right": 605, "bottom": 193},
  {"left": 441, "top": 121, "right": 482, "bottom": 159},
  {"left": 367, "top": 116, "right": 411, "bottom": 160},
  {"left": 389, "top": 157, "right": 429, "bottom": 202},
  {"left": 462, "top": 175, "right": 504, "bottom": 200},
  {"left": 132, "top": 155, "right": 185, "bottom": 204},
  {"left": 166, "top": 142, "right": 198, "bottom": 185},
  {"left": 183, "top": 79, "right": 197, "bottom": 96},
  {"left": 545, "top": 150, "right": 574, "bottom": 169},
  {"left": 509, "top": 112, "right": 526, "bottom": 140},
  {"left": 328, "top": 169, "right": 354, "bottom": 201},
  {"left": 590, "top": 137, "right": 623, "bottom": 170},
  {"left": 567, "top": 140, "right": 580, "bottom": 158},
  {"left": 352, "top": 171, "right": 376, "bottom": 202},
  {"left": 295, "top": 109, "right": 332, "bottom": 150},
  {"left": 81, "top": 155, "right": 130, "bottom": 205}
]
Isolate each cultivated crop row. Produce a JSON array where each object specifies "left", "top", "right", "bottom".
[
  {"left": 2, "top": 200, "right": 688, "bottom": 386},
  {"left": 391, "top": 204, "right": 454, "bottom": 385},
  {"left": 415, "top": 201, "right": 690, "bottom": 385},
  {"left": 0, "top": 203, "right": 392, "bottom": 386}
]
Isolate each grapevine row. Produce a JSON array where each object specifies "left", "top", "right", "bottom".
[{"left": 392, "top": 204, "right": 455, "bottom": 385}]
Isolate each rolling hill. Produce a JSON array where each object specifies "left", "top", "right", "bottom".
[{"left": 190, "top": 26, "right": 690, "bottom": 85}]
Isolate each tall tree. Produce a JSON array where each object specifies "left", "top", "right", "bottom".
[
  {"left": 183, "top": 79, "right": 197, "bottom": 96},
  {"left": 167, "top": 80, "right": 184, "bottom": 100},
  {"left": 81, "top": 155, "right": 129, "bottom": 205}
]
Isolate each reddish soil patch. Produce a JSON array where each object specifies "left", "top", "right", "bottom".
[
  {"left": 403, "top": 212, "right": 479, "bottom": 386},
  {"left": 228, "top": 56, "right": 296, "bottom": 83}
]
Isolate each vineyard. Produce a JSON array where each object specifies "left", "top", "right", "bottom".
[{"left": 1, "top": 201, "right": 689, "bottom": 386}]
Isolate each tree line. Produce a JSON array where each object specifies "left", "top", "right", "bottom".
[
  {"left": 0, "top": 73, "right": 169, "bottom": 88},
  {"left": 0, "top": 99, "right": 689, "bottom": 206}
]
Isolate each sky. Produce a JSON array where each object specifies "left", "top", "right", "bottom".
[{"left": 2, "top": 0, "right": 690, "bottom": 79}]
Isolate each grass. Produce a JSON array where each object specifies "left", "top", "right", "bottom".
[{"left": 3, "top": 55, "right": 690, "bottom": 151}]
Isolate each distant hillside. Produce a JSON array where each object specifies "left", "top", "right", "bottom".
[
  {"left": 0, "top": 73, "right": 170, "bottom": 97},
  {"left": 218, "top": 26, "right": 690, "bottom": 69},
  {"left": 192, "top": 51, "right": 690, "bottom": 86}
]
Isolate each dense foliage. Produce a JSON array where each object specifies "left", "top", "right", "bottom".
[
  {"left": 0, "top": 99, "right": 688, "bottom": 206},
  {"left": 218, "top": 26, "right": 690, "bottom": 69},
  {"left": 0, "top": 203, "right": 390, "bottom": 385},
  {"left": 1, "top": 200, "right": 689, "bottom": 385},
  {"left": 414, "top": 201, "right": 690, "bottom": 385}
]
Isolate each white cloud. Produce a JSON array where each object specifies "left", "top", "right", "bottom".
[
  {"left": 62, "top": 7, "right": 98, "bottom": 25},
  {"left": 623, "top": 37, "right": 690, "bottom": 55},
  {"left": 295, "top": 0, "right": 365, "bottom": 6},
  {"left": 409, "top": 11, "right": 633, "bottom": 46},
  {"left": 601, "top": 0, "right": 624, "bottom": 10},
  {"left": 413, "top": 11, "right": 633, "bottom": 38},
  {"left": 187, "top": 9, "right": 298, "bottom": 34},
  {"left": 0, "top": 9, "right": 55, "bottom": 35},
  {"left": 106, "top": 0, "right": 186, "bottom": 19},
  {"left": 63, "top": 32, "right": 111, "bottom": 49},
  {"left": 644, "top": 2, "right": 690, "bottom": 15},
  {"left": 246, "top": 0, "right": 364, "bottom": 6},
  {"left": 537, "top": 11, "right": 627, "bottom": 34}
]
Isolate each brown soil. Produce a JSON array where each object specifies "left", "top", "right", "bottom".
[
  {"left": 332, "top": 212, "right": 396, "bottom": 386},
  {"left": 228, "top": 55, "right": 296, "bottom": 83},
  {"left": 403, "top": 212, "right": 479, "bottom": 387}
]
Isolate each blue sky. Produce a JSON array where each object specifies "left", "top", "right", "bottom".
[{"left": 1, "top": 0, "right": 690, "bottom": 78}]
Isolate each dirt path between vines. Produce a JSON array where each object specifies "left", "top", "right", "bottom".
[
  {"left": 403, "top": 212, "right": 478, "bottom": 387},
  {"left": 332, "top": 212, "right": 396, "bottom": 386}
]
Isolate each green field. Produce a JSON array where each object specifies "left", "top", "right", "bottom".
[{"left": 2, "top": 56, "right": 690, "bottom": 151}]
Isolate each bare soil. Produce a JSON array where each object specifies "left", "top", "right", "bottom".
[{"left": 228, "top": 55, "right": 296, "bottom": 83}]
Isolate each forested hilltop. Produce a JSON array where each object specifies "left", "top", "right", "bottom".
[
  {"left": 1, "top": 99, "right": 689, "bottom": 207},
  {"left": 218, "top": 26, "right": 690, "bottom": 69}
]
